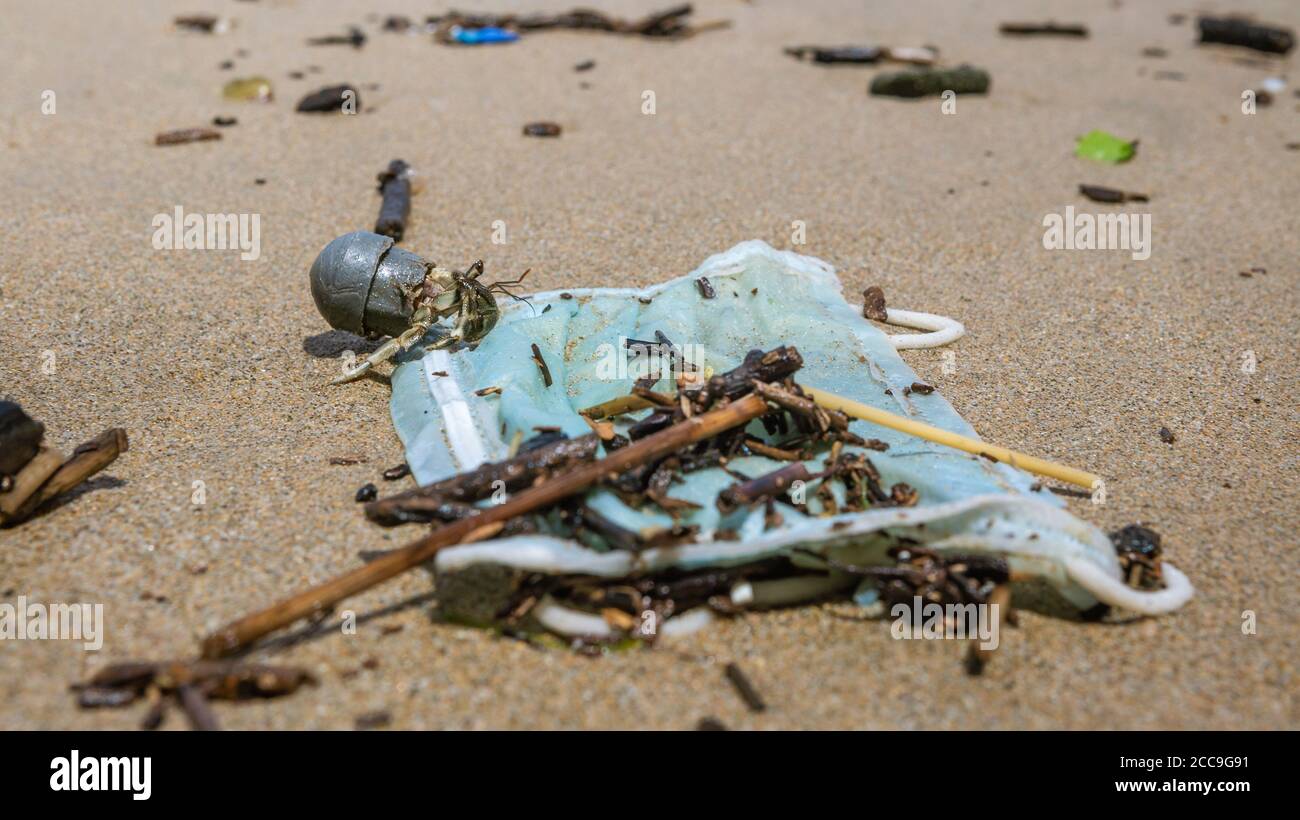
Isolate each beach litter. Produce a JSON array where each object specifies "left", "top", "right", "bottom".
[
  {"left": 296, "top": 84, "right": 360, "bottom": 113},
  {"left": 374, "top": 159, "right": 413, "bottom": 241},
  {"left": 0, "top": 402, "right": 44, "bottom": 483},
  {"left": 1110, "top": 525, "right": 1165, "bottom": 591},
  {"left": 1079, "top": 184, "right": 1149, "bottom": 204},
  {"left": 193, "top": 242, "right": 1192, "bottom": 679},
  {"left": 307, "top": 26, "right": 366, "bottom": 48},
  {"left": 354, "top": 711, "right": 393, "bottom": 730},
  {"left": 222, "top": 76, "right": 273, "bottom": 102},
  {"left": 999, "top": 22, "right": 1088, "bottom": 38},
  {"left": 1259, "top": 77, "right": 1286, "bottom": 95},
  {"left": 785, "top": 45, "right": 939, "bottom": 66},
  {"left": 870, "top": 64, "right": 990, "bottom": 98},
  {"left": 724, "top": 663, "right": 766, "bottom": 712},
  {"left": 443, "top": 26, "right": 520, "bottom": 45},
  {"left": 174, "top": 15, "right": 230, "bottom": 34},
  {"left": 154, "top": 127, "right": 221, "bottom": 146},
  {"left": 430, "top": 4, "right": 729, "bottom": 43},
  {"left": 785, "top": 46, "right": 881, "bottom": 64},
  {"left": 72, "top": 660, "right": 315, "bottom": 731},
  {"left": 1196, "top": 16, "right": 1294, "bottom": 55},
  {"left": 1075, "top": 130, "right": 1136, "bottom": 164},
  {"left": 0, "top": 402, "right": 127, "bottom": 528},
  {"left": 523, "top": 121, "right": 563, "bottom": 137}
]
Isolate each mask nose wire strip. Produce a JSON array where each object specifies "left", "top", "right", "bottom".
[
  {"left": 423, "top": 348, "right": 490, "bottom": 472},
  {"left": 850, "top": 304, "right": 966, "bottom": 350}
]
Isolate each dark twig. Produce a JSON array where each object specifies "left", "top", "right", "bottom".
[
  {"left": 531, "top": 343, "right": 554, "bottom": 388},
  {"left": 72, "top": 660, "right": 317, "bottom": 731},
  {"left": 375, "top": 160, "right": 412, "bottom": 240},
  {"left": 364, "top": 434, "right": 599, "bottom": 525},
  {"left": 724, "top": 662, "right": 766, "bottom": 712}
]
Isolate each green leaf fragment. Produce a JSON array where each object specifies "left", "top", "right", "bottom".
[{"left": 1075, "top": 130, "right": 1136, "bottom": 164}]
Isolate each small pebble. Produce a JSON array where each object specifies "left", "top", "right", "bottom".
[
  {"left": 354, "top": 710, "right": 392, "bottom": 730},
  {"left": 296, "top": 84, "right": 360, "bottom": 113},
  {"left": 523, "top": 121, "right": 562, "bottom": 137}
]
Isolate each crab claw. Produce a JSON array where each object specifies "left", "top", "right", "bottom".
[
  {"left": 330, "top": 321, "right": 430, "bottom": 385},
  {"left": 331, "top": 356, "right": 379, "bottom": 385}
]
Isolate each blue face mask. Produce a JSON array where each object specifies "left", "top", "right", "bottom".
[{"left": 388, "top": 241, "right": 1192, "bottom": 634}]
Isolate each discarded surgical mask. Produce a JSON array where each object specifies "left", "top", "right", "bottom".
[{"left": 387, "top": 241, "right": 1193, "bottom": 637}]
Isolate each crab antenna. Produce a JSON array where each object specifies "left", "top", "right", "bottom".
[
  {"left": 485, "top": 269, "right": 536, "bottom": 314},
  {"left": 489, "top": 268, "right": 531, "bottom": 289}
]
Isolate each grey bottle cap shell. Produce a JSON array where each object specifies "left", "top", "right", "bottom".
[
  {"left": 309, "top": 231, "right": 395, "bottom": 336},
  {"left": 365, "top": 245, "right": 432, "bottom": 338}
]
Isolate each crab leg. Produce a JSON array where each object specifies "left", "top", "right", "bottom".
[
  {"left": 418, "top": 293, "right": 480, "bottom": 354},
  {"left": 331, "top": 318, "right": 432, "bottom": 384}
]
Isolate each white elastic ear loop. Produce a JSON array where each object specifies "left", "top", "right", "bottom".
[{"left": 850, "top": 301, "right": 967, "bottom": 350}]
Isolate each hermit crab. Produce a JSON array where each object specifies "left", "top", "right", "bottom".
[{"left": 308, "top": 231, "right": 528, "bottom": 384}]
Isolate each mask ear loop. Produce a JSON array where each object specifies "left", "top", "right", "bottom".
[
  {"left": 1064, "top": 555, "right": 1194, "bottom": 615},
  {"left": 850, "top": 301, "right": 966, "bottom": 349}
]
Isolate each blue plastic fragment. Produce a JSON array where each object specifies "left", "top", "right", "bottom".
[{"left": 450, "top": 26, "right": 520, "bottom": 45}]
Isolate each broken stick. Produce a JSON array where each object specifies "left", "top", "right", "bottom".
[
  {"left": 580, "top": 393, "right": 657, "bottom": 420},
  {"left": 1, "top": 428, "right": 128, "bottom": 526},
  {"left": 717, "top": 463, "right": 811, "bottom": 513},
  {"left": 364, "top": 434, "right": 599, "bottom": 525},
  {"left": 201, "top": 392, "right": 771, "bottom": 658}
]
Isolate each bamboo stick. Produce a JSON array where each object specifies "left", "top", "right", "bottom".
[
  {"left": 200, "top": 392, "right": 770, "bottom": 658},
  {"left": 800, "top": 385, "right": 1100, "bottom": 489}
]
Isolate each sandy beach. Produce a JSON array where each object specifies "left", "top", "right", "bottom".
[{"left": 0, "top": 0, "right": 1296, "bottom": 729}]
